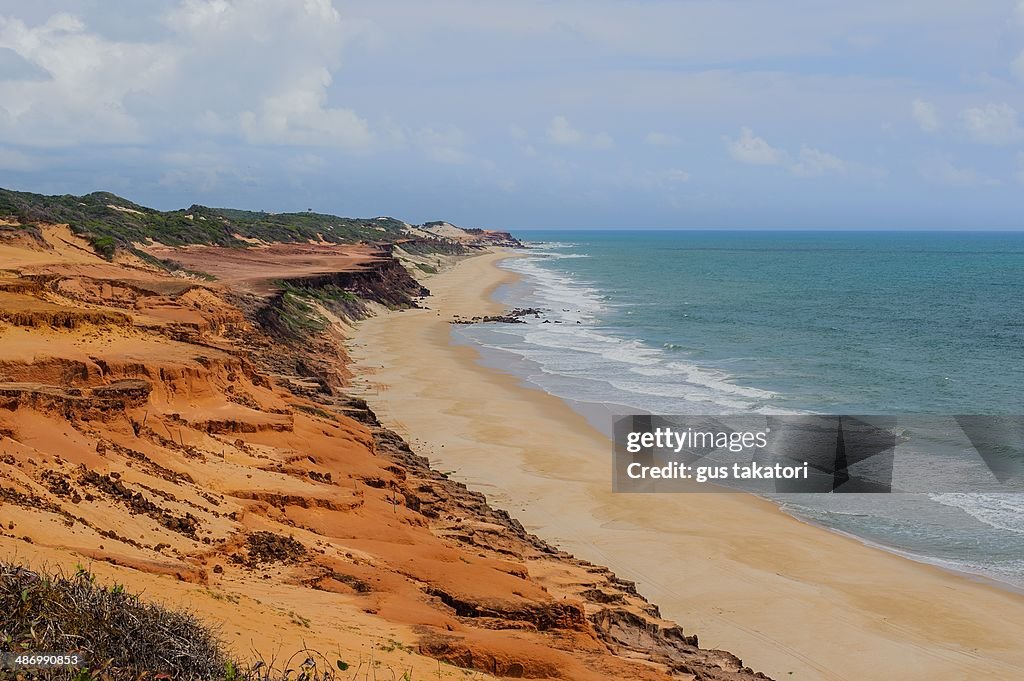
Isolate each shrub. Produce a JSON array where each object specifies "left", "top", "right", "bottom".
[
  {"left": 0, "top": 563, "right": 365, "bottom": 681},
  {"left": 0, "top": 562, "right": 225, "bottom": 679}
]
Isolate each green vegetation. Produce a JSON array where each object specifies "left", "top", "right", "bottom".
[
  {"left": 87, "top": 235, "right": 117, "bottom": 259},
  {"left": 277, "top": 289, "right": 329, "bottom": 335},
  {"left": 277, "top": 281, "right": 359, "bottom": 305},
  {"left": 0, "top": 220, "right": 45, "bottom": 242},
  {"left": 0, "top": 562, "right": 358, "bottom": 680},
  {"left": 398, "top": 239, "right": 464, "bottom": 256},
  {"left": 270, "top": 280, "right": 367, "bottom": 337},
  {"left": 378, "top": 639, "right": 412, "bottom": 654},
  {"left": 1, "top": 561, "right": 224, "bottom": 679},
  {"left": 0, "top": 187, "right": 464, "bottom": 261}
]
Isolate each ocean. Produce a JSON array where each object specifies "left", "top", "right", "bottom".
[{"left": 451, "top": 230, "right": 1024, "bottom": 589}]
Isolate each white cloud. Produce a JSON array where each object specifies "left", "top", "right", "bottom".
[
  {"left": 167, "top": 0, "right": 372, "bottom": 150},
  {"left": 644, "top": 131, "right": 681, "bottom": 146},
  {"left": 238, "top": 69, "right": 371, "bottom": 149},
  {"left": 0, "top": 13, "right": 168, "bottom": 146},
  {"left": 726, "top": 127, "right": 785, "bottom": 165},
  {"left": 547, "top": 115, "right": 614, "bottom": 149},
  {"left": 415, "top": 127, "right": 469, "bottom": 164},
  {"left": 1013, "top": 51, "right": 1024, "bottom": 81},
  {"left": 0, "top": 1, "right": 374, "bottom": 150},
  {"left": 1016, "top": 152, "right": 1024, "bottom": 185},
  {"left": 918, "top": 155, "right": 996, "bottom": 188},
  {"left": 961, "top": 103, "right": 1024, "bottom": 145},
  {"left": 726, "top": 128, "right": 877, "bottom": 178},
  {"left": 911, "top": 99, "right": 941, "bottom": 132},
  {"left": 548, "top": 116, "right": 583, "bottom": 145},
  {"left": 790, "top": 146, "right": 847, "bottom": 176}
]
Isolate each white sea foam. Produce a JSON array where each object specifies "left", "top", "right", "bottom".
[
  {"left": 862, "top": 544, "right": 1024, "bottom": 590},
  {"left": 492, "top": 250, "right": 770, "bottom": 412},
  {"left": 501, "top": 256, "right": 604, "bottom": 317},
  {"left": 520, "top": 251, "right": 590, "bottom": 259},
  {"left": 625, "top": 362, "right": 775, "bottom": 398},
  {"left": 929, "top": 493, "right": 1024, "bottom": 535},
  {"left": 523, "top": 240, "right": 578, "bottom": 250}
]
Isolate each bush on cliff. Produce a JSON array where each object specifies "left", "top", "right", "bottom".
[
  {"left": 0, "top": 187, "right": 430, "bottom": 258},
  {"left": 1, "top": 562, "right": 225, "bottom": 679},
  {"left": 0, "top": 562, "right": 349, "bottom": 680}
]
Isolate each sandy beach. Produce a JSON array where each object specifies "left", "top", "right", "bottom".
[{"left": 349, "top": 250, "right": 1024, "bottom": 681}]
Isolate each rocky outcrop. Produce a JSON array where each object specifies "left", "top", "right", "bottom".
[
  {"left": 458, "top": 228, "right": 525, "bottom": 249},
  {"left": 0, "top": 307, "right": 131, "bottom": 328},
  {"left": 451, "top": 307, "right": 544, "bottom": 324},
  {"left": 0, "top": 379, "right": 152, "bottom": 416},
  {"left": 255, "top": 254, "right": 427, "bottom": 338}
]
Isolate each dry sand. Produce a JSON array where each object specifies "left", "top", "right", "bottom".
[{"left": 349, "top": 250, "right": 1024, "bottom": 681}]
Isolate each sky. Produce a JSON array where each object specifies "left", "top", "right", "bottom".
[{"left": 1, "top": 1, "right": 1023, "bottom": 230}]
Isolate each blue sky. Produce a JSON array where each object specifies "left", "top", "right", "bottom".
[{"left": 1, "top": 1, "right": 1023, "bottom": 229}]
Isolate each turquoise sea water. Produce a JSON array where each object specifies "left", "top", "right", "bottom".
[{"left": 451, "top": 230, "right": 1024, "bottom": 588}]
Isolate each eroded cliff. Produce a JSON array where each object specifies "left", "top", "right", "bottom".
[{"left": 0, "top": 223, "right": 771, "bottom": 680}]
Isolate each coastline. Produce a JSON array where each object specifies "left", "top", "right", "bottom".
[
  {"left": 456, "top": 325, "right": 1024, "bottom": 598},
  {"left": 348, "top": 250, "right": 1024, "bottom": 681}
]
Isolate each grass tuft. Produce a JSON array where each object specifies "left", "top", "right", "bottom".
[
  {"left": 0, "top": 563, "right": 364, "bottom": 680},
  {"left": 1, "top": 562, "right": 225, "bottom": 679}
]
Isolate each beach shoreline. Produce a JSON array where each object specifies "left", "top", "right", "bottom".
[
  {"left": 348, "top": 250, "right": 1024, "bottom": 681},
  {"left": 452, "top": 306, "right": 1024, "bottom": 599}
]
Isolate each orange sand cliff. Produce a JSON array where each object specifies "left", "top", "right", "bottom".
[{"left": 0, "top": 225, "right": 771, "bottom": 680}]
